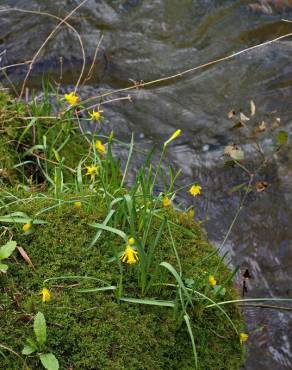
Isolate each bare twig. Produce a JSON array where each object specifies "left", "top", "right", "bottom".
[
  {"left": 73, "top": 30, "right": 292, "bottom": 109},
  {"left": 0, "top": 2, "right": 88, "bottom": 97}
]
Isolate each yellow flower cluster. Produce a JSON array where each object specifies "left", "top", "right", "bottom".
[
  {"left": 40, "top": 287, "right": 51, "bottom": 302},
  {"left": 64, "top": 92, "right": 79, "bottom": 106},
  {"left": 208, "top": 275, "right": 217, "bottom": 287},
  {"left": 85, "top": 165, "right": 98, "bottom": 182},
  {"left": 189, "top": 184, "right": 202, "bottom": 197},
  {"left": 95, "top": 140, "right": 106, "bottom": 154},
  {"left": 120, "top": 238, "right": 139, "bottom": 264}
]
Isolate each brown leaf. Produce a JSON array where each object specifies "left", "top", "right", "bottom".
[
  {"left": 231, "top": 121, "right": 245, "bottom": 130},
  {"left": 255, "top": 121, "right": 267, "bottom": 133},
  {"left": 255, "top": 181, "right": 268, "bottom": 193},
  {"left": 227, "top": 109, "right": 236, "bottom": 119},
  {"left": 16, "top": 246, "right": 36, "bottom": 271},
  {"left": 250, "top": 100, "right": 256, "bottom": 116},
  {"left": 271, "top": 117, "right": 281, "bottom": 130},
  {"left": 240, "top": 112, "right": 250, "bottom": 123},
  {"left": 224, "top": 144, "right": 245, "bottom": 161}
]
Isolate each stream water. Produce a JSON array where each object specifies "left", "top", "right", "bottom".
[{"left": 1, "top": 1, "right": 292, "bottom": 369}]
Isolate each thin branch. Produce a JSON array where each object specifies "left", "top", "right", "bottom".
[{"left": 0, "top": 1, "right": 88, "bottom": 98}]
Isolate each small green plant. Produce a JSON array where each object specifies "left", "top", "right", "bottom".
[
  {"left": 0, "top": 240, "right": 17, "bottom": 273},
  {"left": 22, "top": 312, "right": 59, "bottom": 370}
]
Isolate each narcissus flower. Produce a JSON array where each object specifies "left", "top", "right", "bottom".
[
  {"left": 162, "top": 197, "right": 171, "bottom": 207},
  {"left": 239, "top": 333, "right": 248, "bottom": 345},
  {"left": 208, "top": 275, "right": 217, "bottom": 287},
  {"left": 89, "top": 110, "right": 103, "bottom": 121},
  {"left": 164, "top": 129, "right": 181, "bottom": 147},
  {"left": 95, "top": 140, "right": 106, "bottom": 154},
  {"left": 85, "top": 165, "right": 98, "bottom": 181},
  {"left": 22, "top": 223, "right": 31, "bottom": 233},
  {"left": 40, "top": 287, "right": 51, "bottom": 302},
  {"left": 74, "top": 201, "right": 81, "bottom": 208},
  {"left": 64, "top": 92, "right": 79, "bottom": 106},
  {"left": 189, "top": 184, "right": 202, "bottom": 197},
  {"left": 120, "top": 245, "right": 139, "bottom": 264}
]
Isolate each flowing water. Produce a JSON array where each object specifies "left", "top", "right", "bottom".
[{"left": 1, "top": 1, "right": 292, "bottom": 369}]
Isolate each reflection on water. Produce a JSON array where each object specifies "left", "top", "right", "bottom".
[{"left": 1, "top": 1, "right": 292, "bottom": 369}]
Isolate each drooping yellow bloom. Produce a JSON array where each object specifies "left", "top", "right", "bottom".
[
  {"left": 22, "top": 223, "right": 31, "bottom": 233},
  {"left": 95, "top": 140, "right": 106, "bottom": 154},
  {"left": 40, "top": 287, "right": 51, "bottom": 302},
  {"left": 85, "top": 165, "right": 98, "bottom": 181},
  {"left": 208, "top": 275, "right": 217, "bottom": 287},
  {"left": 120, "top": 245, "right": 139, "bottom": 264},
  {"left": 128, "top": 237, "right": 135, "bottom": 246},
  {"left": 64, "top": 92, "right": 79, "bottom": 106},
  {"left": 162, "top": 197, "right": 171, "bottom": 207},
  {"left": 164, "top": 129, "right": 181, "bottom": 147},
  {"left": 239, "top": 333, "right": 248, "bottom": 345},
  {"left": 74, "top": 201, "right": 81, "bottom": 208},
  {"left": 89, "top": 110, "right": 103, "bottom": 121},
  {"left": 189, "top": 184, "right": 202, "bottom": 197}
]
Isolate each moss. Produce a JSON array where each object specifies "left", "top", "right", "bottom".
[
  {"left": 0, "top": 198, "right": 244, "bottom": 370},
  {"left": 0, "top": 91, "right": 245, "bottom": 369}
]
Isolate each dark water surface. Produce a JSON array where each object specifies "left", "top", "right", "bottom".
[{"left": 1, "top": 1, "right": 292, "bottom": 369}]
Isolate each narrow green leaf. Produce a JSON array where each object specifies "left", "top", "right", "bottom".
[
  {"left": 0, "top": 216, "right": 47, "bottom": 224},
  {"left": 77, "top": 286, "right": 116, "bottom": 293},
  {"left": 0, "top": 241, "right": 17, "bottom": 260},
  {"left": 89, "top": 223, "right": 127, "bottom": 242},
  {"left": 184, "top": 314, "right": 198, "bottom": 369},
  {"left": 34, "top": 312, "right": 46, "bottom": 347},
  {"left": 39, "top": 353, "right": 59, "bottom": 370},
  {"left": 160, "top": 261, "right": 193, "bottom": 308},
  {"left": 120, "top": 297, "right": 175, "bottom": 308},
  {"left": 121, "top": 133, "right": 134, "bottom": 187},
  {"left": 89, "top": 209, "right": 115, "bottom": 248}
]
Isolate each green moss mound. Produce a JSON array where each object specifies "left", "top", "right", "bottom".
[
  {"left": 1, "top": 198, "right": 244, "bottom": 370},
  {"left": 0, "top": 90, "right": 245, "bottom": 369}
]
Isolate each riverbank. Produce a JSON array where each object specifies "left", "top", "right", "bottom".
[{"left": 0, "top": 89, "right": 245, "bottom": 369}]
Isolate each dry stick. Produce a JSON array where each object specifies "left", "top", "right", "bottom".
[
  {"left": 0, "top": 60, "right": 32, "bottom": 72},
  {"left": 0, "top": 1, "right": 89, "bottom": 98},
  {"left": 74, "top": 30, "right": 292, "bottom": 109},
  {"left": 82, "top": 34, "right": 104, "bottom": 85}
]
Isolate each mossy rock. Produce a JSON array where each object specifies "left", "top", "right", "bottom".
[{"left": 0, "top": 198, "right": 244, "bottom": 370}]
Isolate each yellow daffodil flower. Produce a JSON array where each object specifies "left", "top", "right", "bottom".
[
  {"left": 74, "top": 201, "right": 81, "bottom": 208},
  {"left": 95, "top": 140, "right": 106, "bottom": 154},
  {"left": 239, "top": 333, "right": 248, "bottom": 345},
  {"left": 85, "top": 165, "right": 98, "bottom": 182},
  {"left": 64, "top": 92, "right": 79, "bottom": 106},
  {"left": 89, "top": 110, "right": 103, "bottom": 121},
  {"left": 120, "top": 245, "right": 139, "bottom": 264},
  {"left": 162, "top": 197, "right": 171, "bottom": 207},
  {"left": 208, "top": 275, "right": 217, "bottom": 287},
  {"left": 128, "top": 237, "right": 135, "bottom": 246},
  {"left": 40, "top": 287, "right": 51, "bottom": 302},
  {"left": 164, "top": 129, "right": 181, "bottom": 147},
  {"left": 22, "top": 222, "right": 31, "bottom": 233},
  {"left": 189, "top": 184, "right": 202, "bottom": 197}
]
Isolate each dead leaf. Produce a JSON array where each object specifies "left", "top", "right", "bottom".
[
  {"left": 255, "top": 121, "right": 267, "bottom": 133},
  {"left": 224, "top": 144, "right": 245, "bottom": 161},
  {"left": 255, "top": 181, "right": 268, "bottom": 193},
  {"left": 271, "top": 117, "right": 281, "bottom": 130},
  {"left": 231, "top": 122, "right": 245, "bottom": 130},
  {"left": 240, "top": 112, "right": 250, "bottom": 123},
  {"left": 227, "top": 110, "right": 236, "bottom": 119},
  {"left": 250, "top": 100, "right": 256, "bottom": 116},
  {"left": 16, "top": 246, "right": 36, "bottom": 271}
]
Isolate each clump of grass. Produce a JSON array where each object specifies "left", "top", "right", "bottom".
[{"left": 0, "top": 90, "right": 246, "bottom": 370}]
